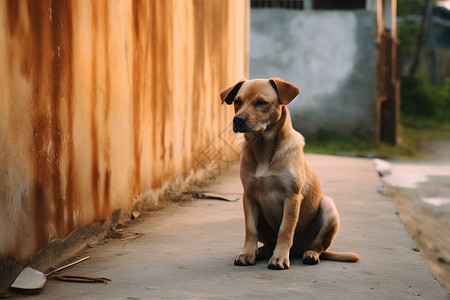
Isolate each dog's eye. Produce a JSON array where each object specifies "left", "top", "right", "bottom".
[
  {"left": 255, "top": 99, "right": 268, "bottom": 107},
  {"left": 234, "top": 99, "right": 242, "bottom": 106}
]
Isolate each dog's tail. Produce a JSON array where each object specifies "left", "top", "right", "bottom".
[{"left": 320, "top": 251, "right": 361, "bottom": 262}]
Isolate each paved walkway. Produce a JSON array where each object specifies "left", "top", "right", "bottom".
[
  {"left": 376, "top": 157, "right": 450, "bottom": 293},
  {"left": 16, "top": 154, "right": 449, "bottom": 299}
]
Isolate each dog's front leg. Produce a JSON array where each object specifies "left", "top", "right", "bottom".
[
  {"left": 234, "top": 192, "right": 259, "bottom": 266},
  {"left": 268, "top": 195, "right": 302, "bottom": 270}
]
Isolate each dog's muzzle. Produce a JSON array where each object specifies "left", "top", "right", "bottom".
[{"left": 233, "top": 115, "right": 248, "bottom": 133}]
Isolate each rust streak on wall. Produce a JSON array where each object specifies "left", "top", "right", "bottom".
[
  {"left": 90, "top": 1, "right": 100, "bottom": 221},
  {"left": 132, "top": 1, "right": 143, "bottom": 203},
  {"left": 27, "top": 1, "right": 55, "bottom": 252},
  {"left": 51, "top": 0, "right": 74, "bottom": 237},
  {"left": 149, "top": 2, "right": 158, "bottom": 189},
  {"left": 102, "top": 3, "right": 112, "bottom": 217}
]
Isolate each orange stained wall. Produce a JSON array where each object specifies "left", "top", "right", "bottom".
[{"left": 0, "top": 0, "right": 248, "bottom": 262}]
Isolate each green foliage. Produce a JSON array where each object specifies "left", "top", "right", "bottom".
[
  {"left": 397, "top": 0, "right": 442, "bottom": 17},
  {"left": 401, "top": 74, "right": 450, "bottom": 127},
  {"left": 398, "top": 22, "right": 422, "bottom": 57},
  {"left": 397, "top": 0, "right": 424, "bottom": 16},
  {"left": 397, "top": 0, "right": 450, "bottom": 128}
]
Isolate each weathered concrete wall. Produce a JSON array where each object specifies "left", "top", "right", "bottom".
[
  {"left": 0, "top": 0, "right": 248, "bottom": 262},
  {"left": 250, "top": 9, "right": 378, "bottom": 141}
]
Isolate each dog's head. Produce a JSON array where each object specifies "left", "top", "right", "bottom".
[{"left": 220, "top": 78, "right": 300, "bottom": 133}]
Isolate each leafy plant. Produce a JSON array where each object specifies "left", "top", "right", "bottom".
[
  {"left": 398, "top": 0, "right": 424, "bottom": 16},
  {"left": 401, "top": 73, "right": 450, "bottom": 127}
]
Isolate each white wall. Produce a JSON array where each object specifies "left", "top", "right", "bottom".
[{"left": 250, "top": 9, "right": 378, "bottom": 141}]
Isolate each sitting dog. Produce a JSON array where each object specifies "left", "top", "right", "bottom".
[{"left": 220, "top": 78, "right": 360, "bottom": 270}]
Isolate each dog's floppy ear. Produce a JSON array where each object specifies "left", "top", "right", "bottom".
[
  {"left": 269, "top": 78, "right": 301, "bottom": 105},
  {"left": 220, "top": 80, "right": 246, "bottom": 105}
]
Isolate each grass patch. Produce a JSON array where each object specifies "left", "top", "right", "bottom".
[
  {"left": 304, "top": 126, "right": 450, "bottom": 160},
  {"left": 401, "top": 115, "right": 450, "bottom": 131},
  {"left": 304, "top": 132, "right": 374, "bottom": 156},
  {"left": 304, "top": 133, "right": 414, "bottom": 159}
]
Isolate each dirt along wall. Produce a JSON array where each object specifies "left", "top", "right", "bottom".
[{"left": 0, "top": 0, "right": 248, "bottom": 264}]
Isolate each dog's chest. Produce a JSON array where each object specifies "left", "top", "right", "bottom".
[
  {"left": 246, "top": 164, "right": 293, "bottom": 205},
  {"left": 254, "top": 162, "right": 271, "bottom": 178}
]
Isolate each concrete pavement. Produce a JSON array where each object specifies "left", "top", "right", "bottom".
[
  {"left": 376, "top": 157, "right": 450, "bottom": 293},
  {"left": 13, "top": 154, "right": 449, "bottom": 299}
]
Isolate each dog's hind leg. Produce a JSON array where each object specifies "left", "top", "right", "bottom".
[{"left": 302, "top": 196, "right": 339, "bottom": 265}]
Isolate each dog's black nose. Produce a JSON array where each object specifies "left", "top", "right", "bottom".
[{"left": 233, "top": 115, "right": 248, "bottom": 133}]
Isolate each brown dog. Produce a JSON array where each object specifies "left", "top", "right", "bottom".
[{"left": 220, "top": 78, "right": 360, "bottom": 270}]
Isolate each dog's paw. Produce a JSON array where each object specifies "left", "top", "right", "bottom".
[
  {"left": 267, "top": 256, "right": 290, "bottom": 270},
  {"left": 302, "top": 250, "right": 320, "bottom": 265},
  {"left": 234, "top": 253, "right": 256, "bottom": 266}
]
